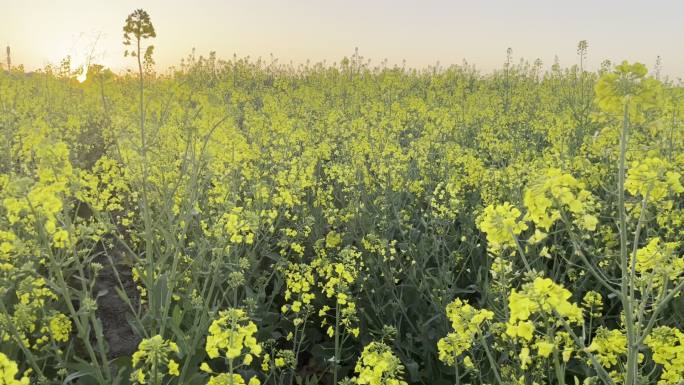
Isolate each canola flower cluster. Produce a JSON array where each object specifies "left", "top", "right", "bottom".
[
  {"left": 260, "top": 349, "right": 295, "bottom": 374},
  {"left": 633, "top": 237, "right": 683, "bottom": 288},
  {"left": 625, "top": 157, "right": 684, "bottom": 204},
  {"left": 594, "top": 61, "right": 662, "bottom": 121},
  {"left": 202, "top": 308, "right": 262, "bottom": 385},
  {"left": 313, "top": 246, "right": 361, "bottom": 338},
  {"left": 130, "top": 335, "right": 181, "bottom": 384},
  {"left": 204, "top": 373, "right": 260, "bottom": 385},
  {"left": 1, "top": 276, "right": 71, "bottom": 350},
  {"left": 504, "top": 278, "right": 582, "bottom": 368},
  {"left": 281, "top": 262, "right": 316, "bottom": 318},
  {"left": 523, "top": 168, "right": 599, "bottom": 231},
  {"left": 0, "top": 353, "right": 30, "bottom": 385},
  {"left": 437, "top": 298, "right": 493, "bottom": 366},
  {"left": 587, "top": 327, "right": 627, "bottom": 369},
  {"left": 206, "top": 308, "right": 262, "bottom": 361},
  {"left": 477, "top": 202, "right": 528, "bottom": 253},
  {"left": 582, "top": 290, "right": 604, "bottom": 317},
  {"left": 352, "top": 342, "right": 408, "bottom": 385},
  {"left": 645, "top": 327, "right": 684, "bottom": 385}
]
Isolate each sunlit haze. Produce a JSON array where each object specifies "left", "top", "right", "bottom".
[{"left": 3, "top": 0, "right": 684, "bottom": 78}]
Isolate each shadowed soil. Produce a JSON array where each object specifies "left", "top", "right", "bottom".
[{"left": 93, "top": 246, "right": 141, "bottom": 359}]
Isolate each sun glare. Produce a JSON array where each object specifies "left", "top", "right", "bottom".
[{"left": 76, "top": 65, "right": 88, "bottom": 83}]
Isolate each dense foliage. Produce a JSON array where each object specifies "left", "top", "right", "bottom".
[{"left": 0, "top": 45, "right": 683, "bottom": 385}]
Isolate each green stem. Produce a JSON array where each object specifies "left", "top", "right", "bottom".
[
  {"left": 333, "top": 300, "right": 340, "bottom": 385},
  {"left": 618, "top": 99, "right": 638, "bottom": 385},
  {"left": 511, "top": 231, "right": 532, "bottom": 273},
  {"left": 479, "top": 333, "right": 502, "bottom": 385},
  {"left": 553, "top": 348, "right": 565, "bottom": 385},
  {"left": 453, "top": 353, "right": 460, "bottom": 385}
]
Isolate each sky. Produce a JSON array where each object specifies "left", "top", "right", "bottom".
[{"left": 2, "top": 0, "right": 684, "bottom": 78}]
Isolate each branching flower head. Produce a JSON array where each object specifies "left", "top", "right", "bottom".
[
  {"left": 644, "top": 326, "right": 684, "bottom": 385},
  {"left": 633, "top": 237, "right": 683, "bottom": 288},
  {"left": 314, "top": 246, "right": 361, "bottom": 338},
  {"left": 352, "top": 342, "right": 408, "bottom": 385},
  {"left": 582, "top": 290, "right": 604, "bottom": 317},
  {"left": 2, "top": 276, "right": 64, "bottom": 349},
  {"left": 478, "top": 202, "right": 528, "bottom": 252},
  {"left": 206, "top": 308, "right": 262, "bottom": 361},
  {"left": 123, "top": 9, "right": 156, "bottom": 67},
  {"left": 130, "top": 335, "right": 181, "bottom": 384},
  {"left": 523, "top": 168, "right": 598, "bottom": 232},
  {"left": 47, "top": 312, "right": 72, "bottom": 342},
  {"left": 595, "top": 61, "right": 661, "bottom": 121},
  {"left": 587, "top": 327, "right": 627, "bottom": 369},
  {"left": 0, "top": 353, "right": 30, "bottom": 385},
  {"left": 505, "top": 278, "right": 583, "bottom": 368},
  {"left": 205, "top": 373, "right": 261, "bottom": 385},
  {"left": 625, "top": 157, "right": 683, "bottom": 204},
  {"left": 280, "top": 262, "right": 316, "bottom": 316},
  {"left": 437, "top": 298, "right": 493, "bottom": 366}
]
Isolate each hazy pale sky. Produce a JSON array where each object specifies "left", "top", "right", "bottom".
[{"left": 3, "top": 0, "right": 684, "bottom": 77}]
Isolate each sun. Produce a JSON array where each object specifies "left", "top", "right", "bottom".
[
  {"left": 76, "top": 65, "right": 88, "bottom": 83},
  {"left": 42, "top": 33, "right": 111, "bottom": 81}
]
